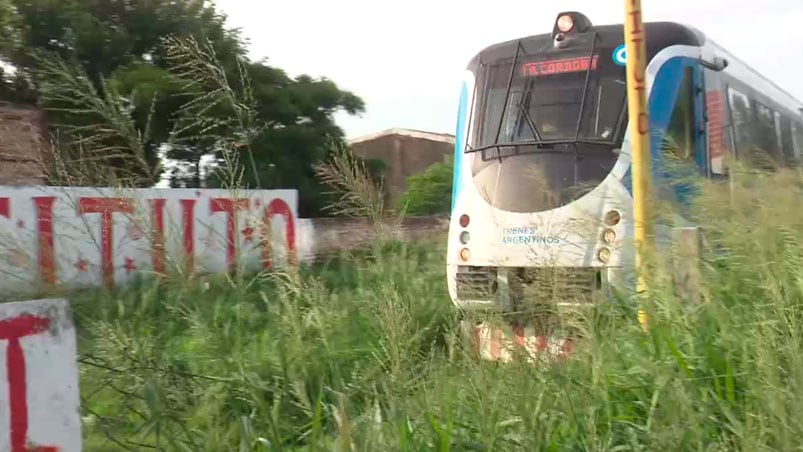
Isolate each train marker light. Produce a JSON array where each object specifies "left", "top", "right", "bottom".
[
  {"left": 604, "top": 210, "right": 621, "bottom": 226},
  {"left": 459, "top": 214, "right": 470, "bottom": 228},
  {"left": 602, "top": 229, "right": 617, "bottom": 244},
  {"left": 460, "top": 231, "right": 471, "bottom": 244},
  {"left": 557, "top": 15, "right": 575, "bottom": 33},
  {"left": 552, "top": 11, "right": 593, "bottom": 36},
  {"left": 597, "top": 248, "right": 611, "bottom": 264},
  {"left": 459, "top": 248, "right": 471, "bottom": 261}
]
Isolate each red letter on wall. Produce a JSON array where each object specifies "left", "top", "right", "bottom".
[
  {"left": 261, "top": 198, "right": 296, "bottom": 269},
  {"left": 210, "top": 198, "right": 250, "bottom": 271},
  {"left": 0, "top": 198, "right": 9, "bottom": 219},
  {"left": 180, "top": 199, "right": 196, "bottom": 273},
  {"left": 78, "top": 198, "right": 134, "bottom": 287},
  {"left": 150, "top": 199, "right": 166, "bottom": 275},
  {"left": 33, "top": 198, "right": 57, "bottom": 286},
  {"left": 0, "top": 314, "right": 59, "bottom": 452}
]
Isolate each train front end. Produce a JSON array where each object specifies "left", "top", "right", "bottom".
[{"left": 447, "top": 12, "right": 636, "bottom": 315}]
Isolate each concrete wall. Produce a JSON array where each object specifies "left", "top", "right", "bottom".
[
  {"left": 0, "top": 184, "right": 448, "bottom": 297},
  {"left": 0, "top": 102, "right": 49, "bottom": 185},
  {"left": 0, "top": 186, "right": 298, "bottom": 295},
  {"left": 297, "top": 216, "right": 449, "bottom": 262}
]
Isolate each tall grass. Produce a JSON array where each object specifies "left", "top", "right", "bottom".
[{"left": 75, "top": 242, "right": 456, "bottom": 451}]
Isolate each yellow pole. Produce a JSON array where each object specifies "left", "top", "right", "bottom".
[{"left": 623, "top": 0, "right": 652, "bottom": 332}]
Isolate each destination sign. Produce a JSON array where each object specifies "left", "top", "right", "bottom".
[{"left": 521, "top": 55, "right": 599, "bottom": 77}]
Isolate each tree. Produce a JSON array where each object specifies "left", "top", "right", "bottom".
[
  {"left": 4, "top": 0, "right": 246, "bottom": 80},
  {"left": 2, "top": 0, "right": 365, "bottom": 216},
  {"left": 398, "top": 155, "right": 454, "bottom": 216},
  {"left": 161, "top": 36, "right": 365, "bottom": 216},
  {"left": 1, "top": 0, "right": 246, "bottom": 185},
  {"left": 215, "top": 72, "right": 365, "bottom": 215},
  {"left": 0, "top": 0, "right": 17, "bottom": 52},
  {"left": 0, "top": 0, "right": 34, "bottom": 102}
]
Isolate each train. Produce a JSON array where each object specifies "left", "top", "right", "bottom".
[{"left": 445, "top": 11, "right": 803, "bottom": 344}]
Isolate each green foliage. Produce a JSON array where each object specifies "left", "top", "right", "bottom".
[
  {"left": 202, "top": 71, "right": 366, "bottom": 216},
  {"left": 398, "top": 154, "right": 453, "bottom": 216},
  {"left": 33, "top": 52, "right": 163, "bottom": 186},
  {"left": 5, "top": 0, "right": 245, "bottom": 78}
]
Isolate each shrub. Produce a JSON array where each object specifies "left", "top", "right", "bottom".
[{"left": 398, "top": 154, "right": 453, "bottom": 216}]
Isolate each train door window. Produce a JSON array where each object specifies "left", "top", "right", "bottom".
[
  {"left": 777, "top": 113, "right": 797, "bottom": 166},
  {"left": 663, "top": 66, "right": 697, "bottom": 168}
]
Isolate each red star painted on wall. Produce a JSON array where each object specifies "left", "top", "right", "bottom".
[
  {"left": 75, "top": 258, "right": 89, "bottom": 272},
  {"left": 124, "top": 257, "right": 137, "bottom": 274},
  {"left": 241, "top": 226, "right": 255, "bottom": 243},
  {"left": 255, "top": 199, "right": 261, "bottom": 208}
]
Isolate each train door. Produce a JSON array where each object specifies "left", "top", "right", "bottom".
[
  {"left": 702, "top": 67, "right": 729, "bottom": 179},
  {"left": 648, "top": 56, "right": 707, "bottom": 208}
]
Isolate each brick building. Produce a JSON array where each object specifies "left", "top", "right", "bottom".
[
  {"left": 348, "top": 128, "right": 455, "bottom": 208},
  {"left": 0, "top": 101, "right": 49, "bottom": 185}
]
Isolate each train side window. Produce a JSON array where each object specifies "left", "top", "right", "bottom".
[
  {"left": 793, "top": 123, "right": 803, "bottom": 164},
  {"left": 727, "top": 87, "right": 778, "bottom": 171},
  {"left": 777, "top": 113, "right": 797, "bottom": 166},
  {"left": 663, "top": 66, "right": 697, "bottom": 167},
  {"left": 754, "top": 101, "right": 783, "bottom": 166}
]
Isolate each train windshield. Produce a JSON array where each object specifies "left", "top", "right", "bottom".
[{"left": 468, "top": 43, "right": 628, "bottom": 213}]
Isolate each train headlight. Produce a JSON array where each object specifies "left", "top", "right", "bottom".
[
  {"left": 557, "top": 14, "right": 575, "bottom": 33},
  {"left": 459, "top": 214, "right": 470, "bottom": 228},
  {"left": 459, "top": 248, "right": 471, "bottom": 262},
  {"left": 604, "top": 210, "right": 621, "bottom": 226},
  {"left": 602, "top": 229, "right": 616, "bottom": 244},
  {"left": 460, "top": 231, "right": 470, "bottom": 244},
  {"left": 597, "top": 247, "right": 611, "bottom": 264}
]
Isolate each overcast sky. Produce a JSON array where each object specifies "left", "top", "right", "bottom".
[{"left": 214, "top": 0, "right": 803, "bottom": 140}]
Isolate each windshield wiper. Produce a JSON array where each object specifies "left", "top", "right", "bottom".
[
  {"left": 515, "top": 78, "right": 543, "bottom": 142},
  {"left": 465, "top": 139, "right": 614, "bottom": 156},
  {"left": 574, "top": 32, "right": 599, "bottom": 141},
  {"left": 466, "top": 139, "right": 612, "bottom": 156},
  {"left": 492, "top": 40, "right": 547, "bottom": 147},
  {"left": 493, "top": 41, "right": 521, "bottom": 144},
  {"left": 487, "top": 39, "right": 553, "bottom": 154},
  {"left": 467, "top": 141, "right": 550, "bottom": 154}
]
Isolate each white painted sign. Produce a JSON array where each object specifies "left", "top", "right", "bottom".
[
  {"left": 0, "top": 298, "right": 81, "bottom": 452},
  {"left": 470, "top": 321, "right": 574, "bottom": 365},
  {"left": 0, "top": 186, "right": 299, "bottom": 296}
]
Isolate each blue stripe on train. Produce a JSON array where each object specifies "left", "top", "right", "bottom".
[{"left": 451, "top": 81, "right": 468, "bottom": 213}]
